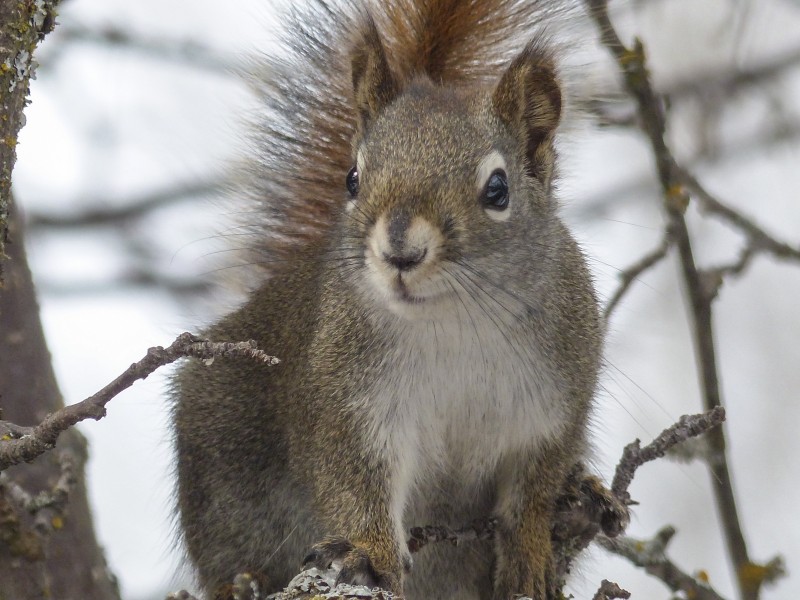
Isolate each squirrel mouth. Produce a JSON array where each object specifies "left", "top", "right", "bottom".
[{"left": 394, "top": 279, "right": 427, "bottom": 304}]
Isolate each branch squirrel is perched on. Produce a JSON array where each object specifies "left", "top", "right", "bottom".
[{"left": 173, "top": 0, "right": 610, "bottom": 598}]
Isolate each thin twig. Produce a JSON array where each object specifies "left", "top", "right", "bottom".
[
  {"left": 700, "top": 245, "right": 759, "bottom": 301},
  {"left": 598, "top": 527, "right": 726, "bottom": 600},
  {"left": 584, "top": 44, "right": 800, "bottom": 129},
  {"left": 25, "top": 179, "right": 226, "bottom": 230},
  {"left": 49, "top": 25, "right": 239, "bottom": 74},
  {"left": 37, "top": 269, "right": 214, "bottom": 298},
  {"left": 584, "top": 2, "right": 762, "bottom": 597},
  {"left": 603, "top": 228, "right": 673, "bottom": 321},
  {"left": 611, "top": 407, "right": 726, "bottom": 501},
  {"left": 406, "top": 517, "right": 497, "bottom": 553},
  {"left": 677, "top": 166, "right": 800, "bottom": 263},
  {"left": 578, "top": 119, "right": 800, "bottom": 222},
  {"left": 0, "top": 333, "right": 279, "bottom": 471},
  {"left": 665, "top": 45, "right": 800, "bottom": 105}
]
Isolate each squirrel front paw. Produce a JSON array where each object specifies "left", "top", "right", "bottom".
[
  {"left": 553, "top": 471, "right": 630, "bottom": 543},
  {"left": 303, "top": 537, "right": 401, "bottom": 592},
  {"left": 580, "top": 475, "right": 630, "bottom": 538}
]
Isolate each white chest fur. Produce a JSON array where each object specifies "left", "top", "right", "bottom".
[{"left": 358, "top": 300, "right": 567, "bottom": 536}]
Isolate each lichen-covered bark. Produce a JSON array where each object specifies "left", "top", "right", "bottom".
[
  {"left": 0, "top": 0, "right": 59, "bottom": 278},
  {"left": 0, "top": 207, "right": 121, "bottom": 600}
]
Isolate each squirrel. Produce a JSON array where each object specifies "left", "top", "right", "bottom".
[{"left": 172, "top": 1, "right": 606, "bottom": 598}]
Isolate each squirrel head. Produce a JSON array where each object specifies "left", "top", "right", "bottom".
[{"left": 342, "top": 19, "right": 564, "bottom": 321}]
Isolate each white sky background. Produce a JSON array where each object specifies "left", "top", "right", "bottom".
[{"left": 11, "top": 0, "right": 800, "bottom": 598}]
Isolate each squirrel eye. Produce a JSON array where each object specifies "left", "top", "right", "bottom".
[
  {"left": 482, "top": 169, "right": 509, "bottom": 210},
  {"left": 346, "top": 166, "right": 359, "bottom": 197}
]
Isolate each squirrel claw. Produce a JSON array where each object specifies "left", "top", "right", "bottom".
[
  {"left": 582, "top": 475, "right": 630, "bottom": 538},
  {"left": 304, "top": 537, "right": 396, "bottom": 591},
  {"left": 335, "top": 547, "right": 383, "bottom": 589},
  {"left": 303, "top": 537, "right": 355, "bottom": 569}
]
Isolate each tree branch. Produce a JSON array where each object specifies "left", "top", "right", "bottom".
[
  {"left": 0, "top": 333, "right": 278, "bottom": 471},
  {"left": 598, "top": 527, "right": 726, "bottom": 600},
  {"left": 603, "top": 228, "right": 673, "bottom": 321},
  {"left": 676, "top": 166, "right": 800, "bottom": 263},
  {"left": 25, "top": 179, "right": 227, "bottom": 230},
  {"left": 611, "top": 407, "right": 725, "bottom": 502},
  {"left": 577, "top": 119, "right": 800, "bottom": 222},
  {"left": 49, "top": 24, "right": 239, "bottom": 74},
  {"left": 406, "top": 517, "right": 497, "bottom": 554},
  {"left": 583, "top": 2, "right": 773, "bottom": 597}
]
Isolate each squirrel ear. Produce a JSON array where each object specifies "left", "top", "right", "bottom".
[
  {"left": 350, "top": 16, "right": 398, "bottom": 135},
  {"left": 492, "top": 42, "right": 562, "bottom": 181}
]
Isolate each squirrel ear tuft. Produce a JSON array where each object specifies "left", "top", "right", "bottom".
[
  {"left": 351, "top": 16, "right": 398, "bottom": 136},
  {"left": 492, "top": 42, "right": 562, "bottom": 181}
]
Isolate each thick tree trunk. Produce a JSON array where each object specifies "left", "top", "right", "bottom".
[
  {"left": 1, "top": 0, "right": 120, "bottom": 595},
  {"left": 0, "top": 206, "right": 121, "bottom": 600},
  {"left": 1, "top": 0, "right": 59, "bottom": 272}
]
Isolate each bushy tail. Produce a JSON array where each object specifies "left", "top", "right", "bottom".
[{"left": 240, "top": 0, "right": 571, "bottom": 273}]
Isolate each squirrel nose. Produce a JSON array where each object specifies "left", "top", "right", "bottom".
[{"left": 383, "top": 248, "right": 427, "bottom": 272}]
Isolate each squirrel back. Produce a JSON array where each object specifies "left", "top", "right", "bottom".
[{"left": 241, "top": 0, "right": 575, "bottom": 273}]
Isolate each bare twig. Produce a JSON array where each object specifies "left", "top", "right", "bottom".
[
  {"left": 0, "top": 333, "right": 278, "bottom": 471},
  {"left": 611, "top": 407, "right": 725, "bottom": 502},
  {"left": 584, "top": 2, "right": 767, "bottom": 597},
  {"left": 603, "top": 228, "right": 673, "bottom": 321},
  {"left": 584, "top": 44, "right": 800, "bottom": 128},
  {"left": 677, "top": 167, "right": 800, "bottom": 264},
  {"left": 406, "top": 517, "right": 497, "bottom": 553},
  {"left": 49, "top": 25, "right": 239, "bottom": 74},
  {"left": 598, "top": 527, "right": 726, "bottom": 600},
  {"left": 25, "top": 179, "right": 227, "bottom": 230},
  {"left": 665, "top": 45, "right": 800, "bottom": 105},
  {"left": 548, "top": 409, "right": 722, "bottom": 593},
  {"left": 37, "top": 269, "right": 215, "bottom": 298},
  {"left": 700, "top": 245, "right": 759, "bottom": 301},
  {"left": 577, "top": 119, "right": 800, "bottom": 221}
]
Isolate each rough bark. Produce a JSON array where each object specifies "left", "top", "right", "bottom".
[
  {"left": 0, "top": 0, "right": 60, "bottom": 278},
  {"left": 0, "top": 206, "right": 120, "bottom": 600}
]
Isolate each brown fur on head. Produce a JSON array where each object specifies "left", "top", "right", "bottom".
[
  {"left": 242, "top": 0, "right": 572, "bottom": 276},
  {"left": 349, "top": 21, "right": 562, "bottom": 195},
  {"left": 344, "top": 23, "right": 566, "bottom": 322}
]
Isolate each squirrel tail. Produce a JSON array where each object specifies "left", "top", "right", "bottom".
[{"left": 239, "top": 0, "right": 573, "bottom": 274}]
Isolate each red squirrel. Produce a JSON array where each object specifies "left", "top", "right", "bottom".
[{"left": 173, "top": 1, "right": 606, "bottom": 598}]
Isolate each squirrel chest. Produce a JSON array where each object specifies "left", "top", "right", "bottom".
[
  {"left": 357, "top": 313, "right": 563, "bottom": 483},
  {"left": 308, "top": 254, "right": 570, "bottom": 501}
]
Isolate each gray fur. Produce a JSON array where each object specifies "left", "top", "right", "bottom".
[{"left": 174, "top": 2, "right": 600, "bottom": 599}]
